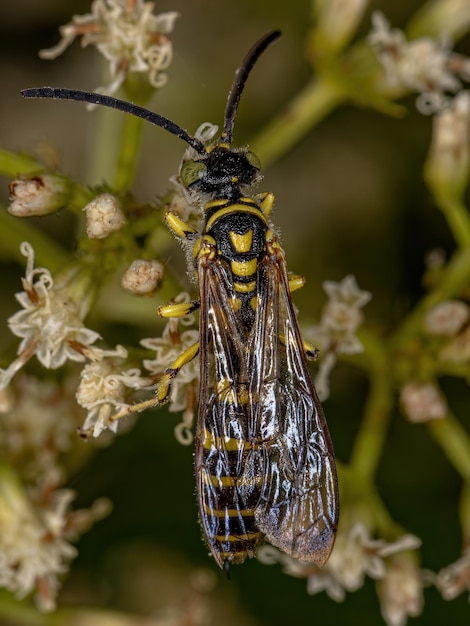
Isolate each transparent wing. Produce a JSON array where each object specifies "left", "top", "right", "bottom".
[
  {"left": 248, "top": 251, "right": 339, "bottom": 567},
  {"left": 195, "top": 255, "right": 262, "bottom": 567}
]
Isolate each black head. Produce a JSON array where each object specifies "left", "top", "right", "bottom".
[{"left": 180, "top": 145, "right": 261, "bottom": 199}]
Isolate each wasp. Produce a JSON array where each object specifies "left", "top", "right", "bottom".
[{"left": 22, "top": 31, "right": 339, "bottom": 570}]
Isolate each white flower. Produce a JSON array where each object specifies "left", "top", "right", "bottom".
[
  {"left": 309, "top": 275, "right": 371, "bottom": 400},
  {"left": 142, "top": 292, "right": 199, "bottom": 443},
  {"left": 0, "top": 376, "right": 80, "bottom": 481},
  {"left": 0, "top": 243, "right": 100, "bottom": 390},
  {"left": 0, "top": 466, "right": 76, "bottom": 611},
  {"left": 377, "top": 553, "right": 424, "bottom": 626},
  {"left": 76, "top": 345, "right": 150, "bottom": 437},
  {"left": 434, "top": 549, "right": 470, "bottom": 600},
  {"left": 258, "top": 523, "right": 421, "bottom": 605},
  {"left": 142, "top": 325, "right": 199, "bottom": 414},
  {"left": 0, "top": 464, "right": 110, "bottom": 612},
  {"left": 426, "top": 91, "right": 470, "bottom": 194},
  {"left": 368, "top": 12, "right": 470, "bottom": 113},
  {"left": 424, "top": 300, "right": 470, "bottom": 336},
  {"left": 312, "top": 275, "right": 371, "bottom": 353},
  {"left": 400, "top": 381, "right": 447, "bottom": 422},
  {"left": 40, "top": 0, "right": 179, "bottom": 96}
]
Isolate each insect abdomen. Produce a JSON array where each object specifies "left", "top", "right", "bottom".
[{"left": 200, "top": 417, "right": 264, "bottom": 566}]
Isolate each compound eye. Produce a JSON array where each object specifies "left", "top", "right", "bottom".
[
  {"left": 246, "top": 151, "right": 261, "bottom": 171},
  {"left": 181, "top": 160, "right": 207, "bottom": 187}
]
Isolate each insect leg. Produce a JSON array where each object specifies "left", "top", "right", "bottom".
[
  {"left": 288, "top": 274, "right": 306, "bottom": 292},
  {"left": 87, "top": 340, "right": 200, "bottom": 437},
  {"left": 164, "top": 210, "right": 198, "bottom": 239},
  {"left": 158, "top": 300, "right": 200, "bottom": 318},
  {"left": 156, "top": 340, "right": 200, "bottom": 403}
]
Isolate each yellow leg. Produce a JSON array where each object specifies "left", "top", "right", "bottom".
[
  {"left": 158, "top": 300, "right": 199, "bottom": 318},
  {"left": 288, "top": 273, "right": 306, "bottom": 292},
  {"left": 155, "top": 340, "right": 200, "bottom": 403},
  {"left": 279, "top": 333, "right": 318, "bottom": 361},
  {"left": 303, "top": 340, "right": 319, "bottom": 361},
  {"left": 164, "top": 210, "right": 198, "bottom": 239}
]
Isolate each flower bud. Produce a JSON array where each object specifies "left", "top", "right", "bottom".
[
  {"left": 425, "top": 91, "right": 470, "bottom": 199},
  {"left": 400, "top": 382, "right": 447, "bottom": 422},
  {"left": 8, "top": 174, "right": 71, "bottom": 217},
  {"left": 121, "top": 259, "right": 164, "bottom": 294},
  {"left": 83, "top": 193, "right": 126, "bottom": 239},
  {"left": 424, "top": 300, "right": 470, "bottom": 336},
  {"left": 376, "top": 552, "right": 423, "bottom": 626}
]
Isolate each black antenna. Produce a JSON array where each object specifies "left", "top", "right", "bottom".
[
  {"left": 223, "top": 30, "right": 281, "bottom": 144},
  {"left": 21, "top": 87, "right": 205, "bottom": 154}
]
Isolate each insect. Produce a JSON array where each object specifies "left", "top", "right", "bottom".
[{"left": 22, "top": 30, "right": 339, "bottom": 570}]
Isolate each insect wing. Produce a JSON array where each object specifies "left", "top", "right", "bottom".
[
  {"left": 249, "top": 251, "right": 339, "bottom": 567},
  {"left": 195, "top": 255, "right": 262, "bottom": 567}
]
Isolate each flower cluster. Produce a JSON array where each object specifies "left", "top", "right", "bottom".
[
  {"left": 0, "top": 374, "right": 111, "bottom": 611},
  {"left": 76, "top": 345, "right": 152, "bottom": 437},
  {"left": 258, "top": 523, "right": 422, "bottom": 626},
  {"left": 40, "top": 0, "right": 179, "bottom": 96},
  {"left": 368, "top": 12, "right": 470, "bottom": 113},
  {"left": 309, "top": 275, "right": 371, "bottom": 400},
  {"left": 0, "top": 242, "right": 100, "bottom": 389},
  {"left": 141, "top": 292, "right": 199, "bottom": 445}
]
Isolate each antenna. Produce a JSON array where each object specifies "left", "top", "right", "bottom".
[
  {"left": 22, "top": 31, "right": 281, "bottom": 151},
  {"left": 223, "top": 30, "right": 281, "bottom": 144},
  {"left": 21, "top": 87, "right": 205, "bottom": 154}
]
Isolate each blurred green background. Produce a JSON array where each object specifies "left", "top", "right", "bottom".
[{"left": 0, "top": 0, "right": 469, "bottom": 624}]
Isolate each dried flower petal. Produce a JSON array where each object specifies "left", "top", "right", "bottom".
[
  {"left": 83, "top": 193, "right": 126, "bottom": 239},
  {"left": 121, "top": 259, "right": 164, "bottom": 294},
  {"left": 8, "top": 174, "right": 71, "bottom": 217}
]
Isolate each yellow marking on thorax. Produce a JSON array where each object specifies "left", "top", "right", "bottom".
[
  {"left": 229, "top": 229, "right": 253, "bottom": 253},
  {"left": 205, "top": 204, "right": 267, "bottom": 231},
  {"left": 231, "top": 258, "right": 258, "bottom": 278}
]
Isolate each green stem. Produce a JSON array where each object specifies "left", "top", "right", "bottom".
[
  {"left": 428, "top": 412, "right": 470, "bottom": 483},
  {"left": 113, "top": 113, "right": 144, "bottom": 192},
  {"left": 460, "top": 482, "right": 470, "bottom": 546},
  {"left": 433, "top": 193, "right": 470, "bottom": 249},
  {"left": 349, "top": 330, "right": 393, "bottom": 483},
  {"left": 0, "top": 149, "right": 44, "bottom": 177},
  {"left": 250, "top": 76, "right": 347, "bottom": 167}
]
